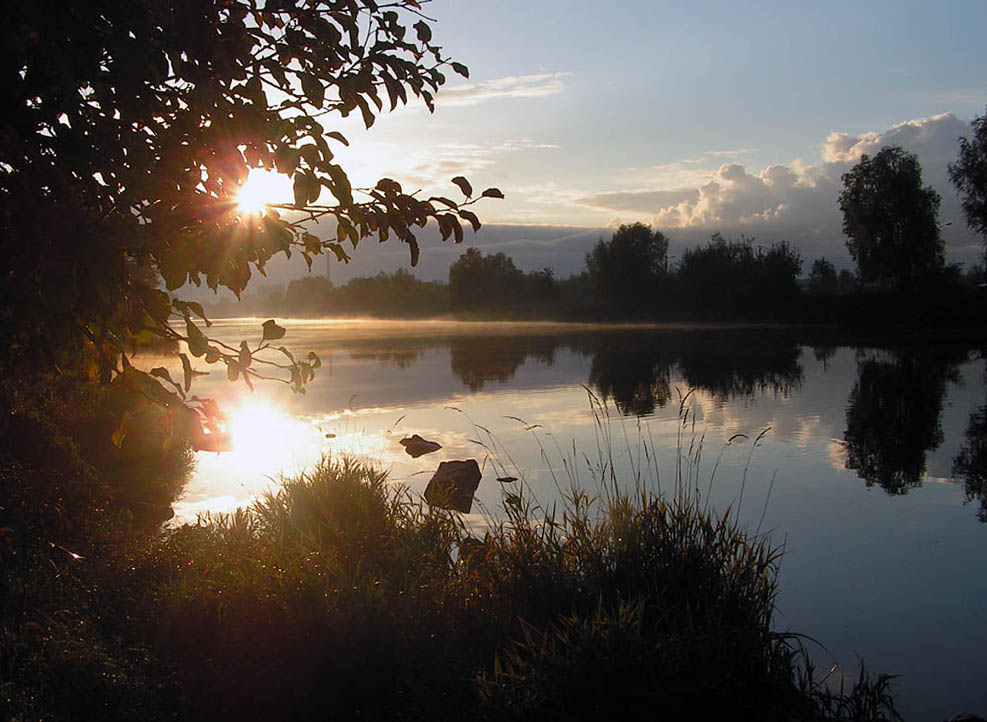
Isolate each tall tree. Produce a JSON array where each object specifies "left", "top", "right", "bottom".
[
  {"left": 1, "top": 0, "right": 498, "bottom": 415},
  {"left": 838, "top": 146, "right": 943, "bottom": 290},
  {"left": 808, "top": 257, "right": 838, "bottom": 294},
  {"left": 585, "top": 223, "right": 668, "bottom": 313},
  {"left": 948, "top": 104, "right": 987, "bottom": 264}
]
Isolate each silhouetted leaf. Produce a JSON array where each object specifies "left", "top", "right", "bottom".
[
  {"left": 451, "top": 176, "right": 472, "bottom": 198},
  {"left": 262, "top": 319, "right": 286, "bottom": 341},
  {"left": 458, "top": 209, "right": 481, "bottom": 232},
  {"left": 481, "top": 187, "right": 504, "bottom": 199}
]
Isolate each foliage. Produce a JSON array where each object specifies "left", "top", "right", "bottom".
[
  {"left": 839, "top": 146, "right": 943, "bottom": 290},
  {"left": 1, "top": 0, "right": 498, "bottom": 419},
  {"left": 332, "top": 267, "right": 451, "bottom": 316},
  {"left": 585, "top": 223, "right": 668, "bottom": 313},
  {"left": 838, "top": 268, "right": 858, "bottom": 294},
  {"left": 949, "top": 104, "right": 987, "bottom": 263},
  {"left": 130, "top": 458, "right": 843, "bottom": 721},
  {"left": 808, "top": 257, "right": 839, "bottom": 294},
  {"left": 449, "top": 247, "right": 526, "bottom": 312},
  {"left": 676, "top": 233, "right": 802, "bottom": 317}
]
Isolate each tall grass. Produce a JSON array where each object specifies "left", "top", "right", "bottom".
[
  {"left": 130, "top": 450, "right": 898, "bottom": 721},
  {"left": 3, "top": 384, "right": 902, "bottom": 721}
]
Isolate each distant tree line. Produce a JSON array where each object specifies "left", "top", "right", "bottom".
[{"left": 214, "top": 106, "right": 987, "bottom": 326}]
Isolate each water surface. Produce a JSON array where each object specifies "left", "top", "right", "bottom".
[{"left": 169, "top": 319, "right": 987, "bottom": 721}]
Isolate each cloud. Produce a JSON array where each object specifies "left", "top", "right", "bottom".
[
  {"left": 437, "top": 73, "right": 569, "bottom": 106},
  {"left": 577, "top": 112, "right": 977, "bottom": 264},
  {"left": 576, "top": 188, "right": 700, "bottom": 213},
  {"left": 703, "top": 148, "right": 760, "bottom": 158}
]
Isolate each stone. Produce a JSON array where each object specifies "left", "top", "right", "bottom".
[
  {"left": 424, "top": 459, "right": 482, "bottom": 513},
  {"left": 399, "top": 433, "right": 442, "bottom": 458}
]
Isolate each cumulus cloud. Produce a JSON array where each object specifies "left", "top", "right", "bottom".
[
  {"left": 437, "top": 73, "right": 569, "bottom": 106},
  {"left": 578, "top": 113, "right": 977, "bottom": 264}
]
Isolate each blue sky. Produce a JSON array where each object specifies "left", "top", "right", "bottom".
[{"left": 219, "top": 0, "right": 987, "bottom": 291}]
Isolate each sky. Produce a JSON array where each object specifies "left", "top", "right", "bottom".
[{"left": 215, "top": 0, "right": 987, "bottom": 291}]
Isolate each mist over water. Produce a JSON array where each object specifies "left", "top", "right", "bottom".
[{"left": 173, "top": 319, "right": 987, "bottom": 721}]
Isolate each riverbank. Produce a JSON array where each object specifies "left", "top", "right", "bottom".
[{"left": 3, "top": 454, "right": 901, "bottom": 721}]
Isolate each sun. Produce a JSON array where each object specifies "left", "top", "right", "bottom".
[{"left": 235, "top": 168, "right": 293, "bottom": 215}]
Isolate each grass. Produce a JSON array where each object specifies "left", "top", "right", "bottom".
[
  {"left": 123, "top": 454, "right": 896, "bottom": 721},
  {"left": 2, "top": 382, "right": 904, "bottom": 721}
]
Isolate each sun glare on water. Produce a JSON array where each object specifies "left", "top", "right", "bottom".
[{"left": 235, "top": 168, "right": 292, "bottom": 215}]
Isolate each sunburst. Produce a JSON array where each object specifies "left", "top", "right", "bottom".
[{"left": 235, "top": 168, "right": 293, "bottom": 215}]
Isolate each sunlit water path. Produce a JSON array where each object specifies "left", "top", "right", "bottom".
[{"left": 154, "top": 319, "right": 986, "bottom": 721}]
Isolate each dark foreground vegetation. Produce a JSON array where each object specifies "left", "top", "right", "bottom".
[{"left": 3, "top": 447, "right": 904, "bottom": 721}]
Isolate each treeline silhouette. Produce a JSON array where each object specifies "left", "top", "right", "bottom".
[{"left": 210, "top": 225, "right": 987, "bottom": 327}]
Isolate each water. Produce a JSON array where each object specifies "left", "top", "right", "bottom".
[{"left": 167, "top": 319, "right": 987, "bottom": 721}]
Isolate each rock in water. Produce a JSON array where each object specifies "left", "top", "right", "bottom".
[
  {"left": 424, "top": 460, "right": 482, "bottom": 513},
  {"left": 399, "top": 433, "right": 442, "bottom": 458}
]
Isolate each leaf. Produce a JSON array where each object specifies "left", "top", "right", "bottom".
[
  {"left": 356, "top": 96, "right": 375, "bottom": 129},
  {"left": 458, "top": 209, "right": 481, "bottom": 232},
  {"left": 299, "top": 72, "right": 325, "bottom": 107},
  {"left": 186, "top": 319, "right": 209, "bottom": 357},
  {"left": 227, "top": 361, "right": 240, "bottom": 382},
  {"left": 326, "top": 165, "right": 353, "bottom": 206},
  {"left": 481, "top": 187, "right": 505, "bottom": 199},
  {"left": 326, "top": 131, "right": 349, "bottom": 146},
  {"left": 326, "top": 242, "right": 350, "bottom": 263},
  {"left": 451, "top": 62, "right": 469, "bottom": 79},
  {"left": 413, "top": 20, "right": 432, "bottom": 43},
  {"left": 451, "top": 176, "right": 472, "bottom": 198},
  {"left": 150, "top": 366, "right": 177, "bottom": 389},
  {"left": 239, "top": 340, "right": 252, "bottom": 368},
  {"left": 180, "top": 353, "right": 193, "bottom": 393},
  {"left": 308, "top": 351, "right": 321, "bottom": 369},
  {"left": 262, "top": 319, "right": 286, "bottom": 341}
]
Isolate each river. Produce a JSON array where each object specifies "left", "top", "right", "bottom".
[{"left": 164, "top": 319, "right": 987, "bottom": 721}]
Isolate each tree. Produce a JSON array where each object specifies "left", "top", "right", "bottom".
[
  {"left": 838, "top": 146, "right": 943, "bottom": 290},
  {"left": 676, "top": 233, "right": 801, "bottom": 317},
  {"left": 585, "top": 223, "right": 668, "bottom": 313},
  {"left": 448, "top": 247, "right": 524, "bottom": 312},
  {"left": 808, "top": 258, "right": 838, "bottom": 294},
  {"left": 949, "top": 104, "right": 987, "bottom": 263},
  {"left": 1, "top": 0, "right": 499, "bottom": 431},
  {"left": 837, "top": 268, "right": 858, "bottom": 294}
]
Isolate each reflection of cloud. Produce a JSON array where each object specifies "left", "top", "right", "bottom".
[
  {"left": 172, "top": 495, "right": 255, "bottom": 523},
  {"left": 827, "top": 439, "right": 848, "bottom": 470},
  {"left": 438, "top": 73, "right": 569, "bottom": 106}
]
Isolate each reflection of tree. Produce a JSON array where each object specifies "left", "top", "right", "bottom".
[
  {"left": 348, "top": 350, "right": 423, "bottom": 369},
  {"left": 813, "top": 345, "right": 837, "bottom": 371},
  {"left": 449, "top": 337, "right": 559, "bottom": 392},
  {"left": 953, "top": 360, "right": 987, "bottom": 521},
  {"left": 585, "top": 332, "right": 803, "bottom": 416},
  {"left": 677, "top": 343, "right": 803, "bottom": 402},
  {"left": 589, "top": 346, "right": 672, "bottom": 416},
  {"left": 843, "top": 353, "right": 959, "bottom": 495}
]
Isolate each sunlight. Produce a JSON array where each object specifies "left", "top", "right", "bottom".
[
  {"left": 235, "top": 168, "right": 293, "bottom": 215},
  {"left": 226, "top": 397, "right": 306, "bottom": 471}
]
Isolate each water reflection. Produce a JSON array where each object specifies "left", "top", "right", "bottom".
[
  {"left": 167, "top": 321, "right": 987, "bottom": 722},
  {"left": 954, "top": 360, "right": 987, "bottom": 521},
  {"left": 843, "top": 351, "right": 963, "bottom": 495},
  {"left": 589, "top": 344, "right": 673, "bottom": 416},
  {"left": 449, "top": 336, "right": 559, "bottom": 392}
]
